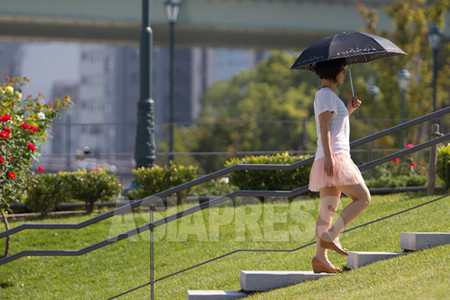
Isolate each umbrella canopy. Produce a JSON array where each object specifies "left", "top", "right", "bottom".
[{"left": 290, "top": 32, "right": 406, "bottom": 70}]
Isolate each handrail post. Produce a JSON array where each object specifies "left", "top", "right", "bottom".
[
  {"left": 150, "top": 204, "right": 155, "bottom": 300},
  {"left": 0, "top": 209, "right": 10, "bottom": 257},
  {"left": 427, "top": 124, "right": 442, "bottom": 195}
]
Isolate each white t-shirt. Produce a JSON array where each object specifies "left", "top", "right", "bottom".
[{"left": 313, "top": 87, "right": 350, "bottom": 160}]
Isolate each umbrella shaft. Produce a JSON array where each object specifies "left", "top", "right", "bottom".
[{"left": 348, "top": 66, "right": 354, "bottom": 96}]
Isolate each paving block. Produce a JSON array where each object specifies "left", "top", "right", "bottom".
[
  {"left": 240, "top": 270, "right": 335, "bottom": 292},
  {"left": 347, "top": 251, "right": 406, "bottom": 269},
  {"left": 187, "top": 290, "right": 247, "bottom": 300},
  {"left": 400, "top": 232, "right": 450, "bottom": 251}
]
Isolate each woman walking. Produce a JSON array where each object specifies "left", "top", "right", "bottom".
[{"left": 308, "top": 58, "right": 371, "bottom": 273}]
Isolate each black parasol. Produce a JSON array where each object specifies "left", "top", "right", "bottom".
[
  {"left": 290, "top": 32, "right": 407, "bottom": 95},
  {"left": 291, "top": 32, "right": 406, "bottom": 70}
]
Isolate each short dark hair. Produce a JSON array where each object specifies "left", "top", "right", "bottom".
[{"left": 313, "top": 58, "right": 347, "bottom": 82}]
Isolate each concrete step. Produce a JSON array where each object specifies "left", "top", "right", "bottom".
[
  {"left": 240, "top": 270, "right": 335, "bottom": 292},
  {"left": 347, "top": 251, "right": 407, "bottom": 269},
  {"left": 187, "top": 290, "right": 248, "bottom": 300},
  {"left": 400, "top": 232, "right": 450, "bottom": 251}
]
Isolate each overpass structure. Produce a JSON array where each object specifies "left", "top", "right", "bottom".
[{"left": 0, "top": 0, "right": 426, "bottom": 50}]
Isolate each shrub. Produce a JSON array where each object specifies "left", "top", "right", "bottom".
[
  {"left": 405, "top": 174, "right": 428, "bottom": 187},
  {"left": 224, "top": 152, "right": 312, "bottom": 192},
  {"left": 190, "top": 177, "right": 238, "bottom": 197},
  {"left": 59, "top": 169, "right": 121, "bottom": 213},
  {"left": 127, "top": 163, "right": 198, "bottom": 205},
  {"left": 0, "top": 77, "right": 70, "bottom": 207},
  {"left": 436, "top": 144, "right": 450, "bottom": 189},
  {"left": 25, "top": 173, "right": 66, "bottom": 216},
  {"left": 364, "top": 145, "right": 430, "bottom": 189},
  {"left": 365, "top": 174, "right": 427, "bottom": 188}
]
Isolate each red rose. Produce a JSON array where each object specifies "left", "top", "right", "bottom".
[
  {"left": 38, "top": 166, "right": 44, "bottom": 172},
  {"left": 406, "top": 144, "right": 414, "bottom": 149},
  {"left": 21, "top": 123, "right": 31, "bottom": 130},
  {"left": 0, "top": 114, "right": 12, "bottom": 122},
  {"left": 410, "top": 162, "right": 416, "bottom": 167},
  {"left": 2, "top": 127, "right": 11, "bottom": 133},
  {"left": 0, "top": 132, "right": 10, "bottom": 138},
  {"left": 392, "top": 158, "right": 400, "bottom": 163},
  {"left": 8, "top": 172, "right": 16, "bottom": 179},
  {"left": 0, "top": 157, "right": 4, "bottom": 163},
  {"left": 30, "top": 125, "right": 38, "bottom": 132},
  {"left": 27, "top": 142, "right": 35, "bottom": 151}
]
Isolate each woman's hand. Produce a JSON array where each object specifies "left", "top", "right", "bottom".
[
  {"left": 347, "top": 92, "right": 361, "bottom": 115},
  {"left": 324, "top": 155, "right": 335, "bottom": 176}
]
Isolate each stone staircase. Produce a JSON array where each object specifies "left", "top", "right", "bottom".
[{"left": 187, "top": 232, "right": 450, "bottom": 299}]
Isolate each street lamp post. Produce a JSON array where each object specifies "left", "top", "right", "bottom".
[
  {"left": 397, "top": 69, "right": 411, "bottom": 148},
  {"left": 427, "top": 25, "right": 443, "bottom": 114},
  {"left": 368, "top": 84, "right": 380, "bottom": 173},
  {"left": 165, "top": 0, "right": 181, "bottom": 165},
  {"left": 369, "top": 85, "right": 380, "bottom": 102},
  {"left": 134, "top": 0, "right": 156, "bottom": 169},
  {"left": 123, "top": 0, "right": 155, "bottom": 195},
  {"left": 427, "top": 24, "right": 443, "bottom": 195}
]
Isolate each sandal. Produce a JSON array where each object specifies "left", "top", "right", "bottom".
[
  {"left": 320, "top": 232, "right": 349, "bottom": 256},
  {"left": 311, "top": 257, "right": 342, "bottom": 273}
]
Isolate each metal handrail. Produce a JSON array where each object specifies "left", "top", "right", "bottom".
[
  {"left": 0, "top": 133, "right": 448, "bottom": 266},
  {"left": 0, "top": 106, "right": 448, "bottom": 241},
  {"left": 350, "top": 106, "right": 448, "bottom": 148}
]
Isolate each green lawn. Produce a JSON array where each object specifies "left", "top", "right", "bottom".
[
  {"left": 247, "top": 244, "right": 450, "bottom": 300},
  {"left": 0, "top": 192, "right": 448, "bottom": 299}
]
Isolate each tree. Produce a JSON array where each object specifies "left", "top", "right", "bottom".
[
  {"left": 355, "top": 0, "right": 449, "bottom": 149},
  {"left": 187, "top": 51, "right": 321, "bottom": 172}
]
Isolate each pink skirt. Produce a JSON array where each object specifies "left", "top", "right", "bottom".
[{"left": 308, "top": 152, "right": 365, "bottom": 192}]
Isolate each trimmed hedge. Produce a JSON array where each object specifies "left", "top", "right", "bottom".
[
  {"left": 127, "top": 164, "right": 197, "bottom": 205},
  {"left": 26, "top": 173, "right": 65, "bottom": 216},
  {"left": 224, "top": 152, "right": 312, "bottom": 192},
  {"left": 437, "top": 144, "right": 450, "bottom": 189},
  {"left": 59, "top": 169, "right": 121, "bottom": 213},
  {"left": 365, "top": 175, "right": 428, "bottom": 188},
  {"left": 190, "top": 178, "right": 238, "bottom": 197},
  {"left": 26, "top": 169, "right": 121, "bottom": 215}
]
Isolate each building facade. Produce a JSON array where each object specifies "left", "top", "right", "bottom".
[{"left": 0, "top": 40, "right": 266, "bottom": 172}]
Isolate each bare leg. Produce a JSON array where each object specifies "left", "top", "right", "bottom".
[
  {"left": 315, "top": 186, "right": 341, "bottom": 264},
  {"left": 326, "top": 183, "right": 371, "bottom": 240}
]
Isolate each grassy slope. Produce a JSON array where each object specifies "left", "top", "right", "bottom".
[
  {"left": 0, "top": 192, "right": 448, "bottom": 299},
  {"left": 247, "top": 244, "right": 450, "bottom": 300}
]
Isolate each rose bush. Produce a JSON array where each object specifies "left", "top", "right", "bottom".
[
  {"left": 364, "top": 144, "right": 429, "bottom": 188},
  {"left": 0, "top": 77, "right": 70, "bottom": 208}
]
